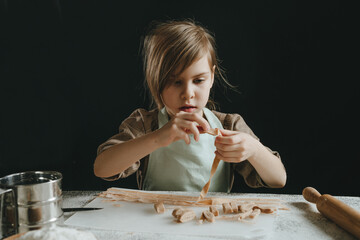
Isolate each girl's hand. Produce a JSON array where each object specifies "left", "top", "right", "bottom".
[
  {"left": 155, "top": 111, "right": 210, "bottom": 146},
  {"left": 214, "top": 129, "right": 260, "bottom": 163}
]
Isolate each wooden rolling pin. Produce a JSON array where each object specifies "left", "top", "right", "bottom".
[{"left": 302, "top": 187, "right": 360, "bottom": 238}]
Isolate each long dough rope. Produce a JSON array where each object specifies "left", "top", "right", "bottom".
[
  {"left": 196, "top": 128, "right": 222, "bottom": 202},
  {"left": 99, "top": 187, "right": 285, "bottom": 208}
]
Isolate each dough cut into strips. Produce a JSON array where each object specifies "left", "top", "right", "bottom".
[
  {"left": 217, "top": 209, "right": 253, "bottom": 221},
  {"left": 253, "top": 206, "right": 277, "bottom": 214},
  {"left": 99, "top": 188, "right": 288, "bottom": 224},
  {"left": 99, "top": 188, "right": 285, "bottom": 209},
  {"left": 154, "top": 202, "right": 165, "bottom": 213},
  {"left": 104, "top": 188, "right": 199, "bottom": 201},
  {"left": 196, "top": 128, "right": 222, "bottom": 202},
  {"left": 175, "top": 209, "right": 196, "bottom": 223},
  {"left": 196, "top": 157, "right": 221, "bottom": 201},
  {"left": 230, "top": 201, "right": 239, "bottom": 213},
  {"left": 248, "top": 208, "right": 261, "bottom": 219},
  {"left": 238, "top": 202, "right": 256, "bottom": 213},
  {"left": 172, "top": 207, "right": 185, "bottom": 218},
  {"left": 201, "top": 210, "right": 215, "bottom": 223},
  {"left": 209, "top": 206, "right": 219, "bottom": 216},
  {"left": 222, "top": 202, "right": 233, "bottom": 214},
  {"left": 237, "top": 210, "right": 253, "bottom": 220}
]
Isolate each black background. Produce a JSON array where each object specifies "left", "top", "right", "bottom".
[{"left": 1, "top": 0, "right": 359, "bottom": 196}]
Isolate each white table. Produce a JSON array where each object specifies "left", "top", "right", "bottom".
[{"left": 62, "top": 191, "right": 360, "bottom": 240}]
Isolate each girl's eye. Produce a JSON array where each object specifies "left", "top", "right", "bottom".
[
  {"left": 194, "top": 79, "right": 204, "bottom": 84},
  {"left": 174, "top": 81, "right": 181, "bottom": 86}
]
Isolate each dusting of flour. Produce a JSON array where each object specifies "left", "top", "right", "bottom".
[{"left": 19, "top": 225, "right": 97, "bottom": 240}]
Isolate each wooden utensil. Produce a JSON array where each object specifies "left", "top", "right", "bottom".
[{"left": 302, "top": 186, "right": 360, "bottom": 238}]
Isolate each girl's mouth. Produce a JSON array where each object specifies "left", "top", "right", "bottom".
[{"left": 179, "top": 106, "right": 196, "bottom": 112}]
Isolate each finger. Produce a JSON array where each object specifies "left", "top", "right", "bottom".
[
  {"left": 222, "top": 157, "right": 245, "bottom": 163},
  {"left": 216, "top": 135, "right": 242, "bottom": 145},
  {"left": 218, "top": 129, "right": 237, "bottom": 136},
  {"left": 184, "top": 122, "right": 201, "bottom": 141},
  {"left": 215, "top": 142, "right": 243, "bottom": 152},
  {"left": 178, "top": 112, "right": 210, "bottom": 132},
  {"left": 174, "top": 126, "right": 191, "bottom": 145},
  {"left": 216, "top": 149, "right": 244, "bottom": 158},
  {"left": 215, "top": 150, "right": 224, "bottom": 160},
  {"left": 195, "top": 116, "right": 210, "bottom": 132},
  {"left": 185, "top": 134, "right": 191, "bottom": 144},
  {"left": 180, "top": 132, "right": 191, "bottom": 145},
  {"left": 215, "top": 151, "right": 246, "bottom": 163},
  {"left": 180, "top": 121, "right": 201, "bottom": 141}
]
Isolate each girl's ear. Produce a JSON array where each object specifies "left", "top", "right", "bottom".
[{"left": 211, "top": 65, "right": 216, "bottom": 87}]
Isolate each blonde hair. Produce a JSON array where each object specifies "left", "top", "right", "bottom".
[{"left": 142, "top": 19, "right": 232, "bottom": 110}]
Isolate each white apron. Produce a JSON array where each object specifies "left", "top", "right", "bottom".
[{"left": 143, "top": 107, "right": 230, "bottom": 192}]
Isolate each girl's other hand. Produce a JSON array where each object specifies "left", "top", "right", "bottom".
[
  {"left": 156, "top": 112, "right": 210, "bottom": 146},
  {"left": 214, "top": 129, "right": 260, "bottom": 163}
]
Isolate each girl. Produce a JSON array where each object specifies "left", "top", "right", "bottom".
[{"left": 93, "top": 20, "right": 286, "bottom": 192}]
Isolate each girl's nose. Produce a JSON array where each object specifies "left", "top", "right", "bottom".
[{"left": 181, "top": 84, "right": 195, "bottom": 100}]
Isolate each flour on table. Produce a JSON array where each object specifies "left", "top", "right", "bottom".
[{"left": 19, "top": 225, "right": 97, "bottom": 240}]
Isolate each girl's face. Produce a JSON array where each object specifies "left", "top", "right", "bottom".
[{"left": 161, "top": 55, "right": 214, "bottom": 117}]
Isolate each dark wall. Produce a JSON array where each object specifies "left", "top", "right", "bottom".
[{"left": 1, "top": 0, "right": 358, "bottom": 196}]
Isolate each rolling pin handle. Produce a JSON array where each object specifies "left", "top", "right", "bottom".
[{"left": 302, "top": 186, "right": 321, "bottom": 204}]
